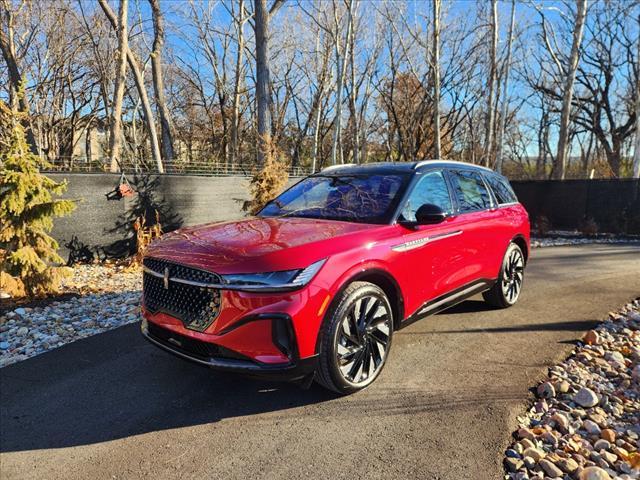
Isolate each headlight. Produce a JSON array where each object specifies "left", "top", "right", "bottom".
[{"left": 220, "top": 259, "right": 326, "bottom": 291}]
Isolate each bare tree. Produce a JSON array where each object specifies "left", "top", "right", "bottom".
[
  {"left": 345, "top": 4, "right": 382, "bottom": 165},
  {"left": 107, "top": 0, "right": 128, "bottom": 172},
  {"left": 531, "top": 1, "right": 635, "bottom": 177},
  {"left": 495, "top": 0, "right": 515, "bottom": 173},
  {"left": 230, "top": 0, "right": 249, "bottom": 167},
  {"left": 98, "top": 0, "right": 164, "bottom": 173},
  {"left": 148, "top": 0, "right": 175, "bottom": 167},
  {"left": 310, "top": 27, "right": 332, "bottom": 171},
  {"left": 633, "top": 14, "right": 640, "bottom": 179},
  {"left": 7, "top": 0, "right": 639, "bottom": 180},
  {"left": 553, "top": 0, "right": 587, "bottom": 180},
  {"left": 254, "top": 0, "right": 273, "bottom": 165},
  {"left": 483, "top": 0, "right": 498, "bottom": 167},
  {"left": 331, "top": 0, "right": 355, "bottom": 165},
  {"left": 432, "top": 0, "right": 441, "bottom": 159},
  {"left": 0, "top": 0, "right": 37, "bottom": 152}
]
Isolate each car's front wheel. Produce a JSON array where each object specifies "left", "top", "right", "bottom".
[
  {"left": 483, "top": 242, "right": 525, "bottom": 308},
  {"left": 316, "top": 281, "right": 393, "bottom": 394}
]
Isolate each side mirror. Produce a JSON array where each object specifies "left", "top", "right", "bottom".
[{"left": 415, "top": 203, "right": 447, "bottom": 225}]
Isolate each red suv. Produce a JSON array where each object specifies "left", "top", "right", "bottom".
[{"left": 141, "top": 161, "right": 529, "bottom": 393}]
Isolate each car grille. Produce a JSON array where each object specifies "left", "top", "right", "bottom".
[
  {"left": 146, "top": 321, "right": 247, "bottom": 361},
  {"left": 142, "top": 257, "right": 222, "bottom": 332}
]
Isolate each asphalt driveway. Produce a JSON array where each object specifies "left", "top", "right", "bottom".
[{"left": 1, "top": 244, "right": 639, "bottom": 479}]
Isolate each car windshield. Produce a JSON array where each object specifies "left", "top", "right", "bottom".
[{"left": 259, "top": 174, "right": 409, "bottom": 224}]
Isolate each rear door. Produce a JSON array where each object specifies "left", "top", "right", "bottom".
[
  {"left": 482, "top": 172, "right": 526, "bottom": 276},
  {"left": 447, "top": 169, "right": 500, "bottom": 283}
]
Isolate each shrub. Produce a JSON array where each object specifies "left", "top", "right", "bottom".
[
  {"left": 0, "top": 97, "right": 76, "bottom": 297},
  {"left": 0, "top": 255, "right": 26, "bottom": 298},
  {"left": 132, "top": 210, "right": 162, "bottom": 266},
  {"left": 243, "top": 135, "right": 289, "bottom": 215}
]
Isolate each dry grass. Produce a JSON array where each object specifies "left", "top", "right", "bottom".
[{"left": 243, "top": 134, "right": 289, "bottom": 215}]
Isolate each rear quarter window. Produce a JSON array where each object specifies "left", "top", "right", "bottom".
[
  {"left": 484, "top": 173, "right": 518, "bottom": 205},
  {"left": 449, "top": 170, "right": 492, "bottom": 213}
]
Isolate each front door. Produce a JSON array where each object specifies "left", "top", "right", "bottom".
[{"left": 394, "top": 169, "right": 468, "bottom": 312}]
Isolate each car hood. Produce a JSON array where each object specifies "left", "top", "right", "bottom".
[{"left": 145, "top": 216, "right": 382, "bottom": 274}]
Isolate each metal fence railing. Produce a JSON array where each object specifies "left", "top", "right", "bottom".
[{"left": 41, "top": 157, "right": 313, "bottom": 177}]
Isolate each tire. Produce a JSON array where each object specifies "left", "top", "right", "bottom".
[
  {"left": 315, "top": 281, "right": 394, "bottom": 394},
  {"left": 483, "top": 242, "right": 525, "bottom": 309}
]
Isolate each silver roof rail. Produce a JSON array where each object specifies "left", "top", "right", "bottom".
[
  {"left": 413, "top": 159, "right": 437, "bottom": 169},
  {"left": 321, "top": 163, "right": 357, "bottom": 172},
  {"left": 413, "top": 159, "right": 492, "bottom": 171}
]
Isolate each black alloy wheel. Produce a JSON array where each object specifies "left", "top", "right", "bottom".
[
  {"left": 316, "top": 282, "right": 393, "bottom": 394},
  {"left": 483, "top": 242, "right": 525, "bottom": 308}
]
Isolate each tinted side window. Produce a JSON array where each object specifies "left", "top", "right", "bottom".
[
  {"left": 400, "top": 171, "right": 453, "bottom": 221},
  {"left": 449, "top": 170, "right": 491, "bottom": 212},
  {"left": 484, "top": 173, "right": 518, "bottom": 205}
]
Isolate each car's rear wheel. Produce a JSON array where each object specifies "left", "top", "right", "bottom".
[
  {"left": 483, "top": 242, "right": 525, "bottom": 308},
  {"left": 316, "top": 281, "right": 393, "bottom": 394}
]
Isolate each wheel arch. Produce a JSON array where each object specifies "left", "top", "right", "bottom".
[
  {"left": 323, "top": 267, "right": 405, "bottom": 332},
  {"left": 349, "top": 269, "right": 405, "bottom": 330},
  {"left": 511, "top": 234, "right": 529, "bottom": 264}
]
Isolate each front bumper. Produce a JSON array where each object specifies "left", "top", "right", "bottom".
[{"left": 141, "top": 318, "right": 318, "bottom": 381}]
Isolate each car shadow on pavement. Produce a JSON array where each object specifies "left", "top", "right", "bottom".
[
  {"left": 435, "top": 299, "right": 495, "bottom": 314},
  {"left": 0, "top": 323, "right": 336, "bottom": 453},
  {"left": 432, "top": 319, "right": 600, "bottom": 334}
]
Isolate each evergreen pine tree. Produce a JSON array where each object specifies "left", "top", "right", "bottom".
[{"left": 0, "top": 93, "right": 76, "bottom": 297}]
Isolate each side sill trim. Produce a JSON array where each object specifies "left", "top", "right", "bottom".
[{"left": 400, "top": 278, "right": 495, "bottom": 329}]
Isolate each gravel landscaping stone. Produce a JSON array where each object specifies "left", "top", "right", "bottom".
[
  {"left": 504, "top": 299, "right": 640, "bottom": 480},
  {"left": 0, "top": 263, "right": 141, "bottom": 368}
]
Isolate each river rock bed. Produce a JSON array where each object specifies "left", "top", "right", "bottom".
[
  {"left": 504, "top": 299, "right": 640, "bottom": 480},
  {"left": 0, "top": 264, "right": 141, "bottom": 368}
]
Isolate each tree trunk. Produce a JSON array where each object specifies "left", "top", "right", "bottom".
[
  {"left": 230, "top": 0, "right": 246, "bottom": 169},
  {"left": 553, "top": 0, "right": 587, "bottom": 180},
  {"left": 633, "top": 14, "right": 640, "bottom": 179},
  {"left": 432, "top": 0, "right": 442, "bottom": 159},
  {"left": 254, "top": 0, "right": 271, "bottom": 167},
  {"left": 148, "top": 0, "right": 175, "bottom": 168},
  {"left": 608, "top": 136, "right": 622, "bottom": 177},
  {"left": 331, "top": 0, "right": 354, "bottom": 165},
  {"left": 108, "top": 0, "right": 128, "bottom": 173},
  {"left": 582, "top": 131, "right": 594, "bottom": 177},
  {"left": 311, "top": 30, "right": 330, "bottom": 172},
  {"left": 85, "top": 122, "right": 94, "bottom": 164},
  {"left": 312, "top": 93, "right": 323, "bottom": 172},
  {"left": 495, "top": 0, "right": 516, "bottom": 174},
  {"left": 348, "top": 11, "right": 359, "bottom": 164},
  {"left": 0, "top": 3, "right": 38, "bottom": 153},
  {"left": 98, "top": 0, "right": 164, "bottom": 173},
  {"left": 483, "top": 0, "right": 498, "bottom": 167}
]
